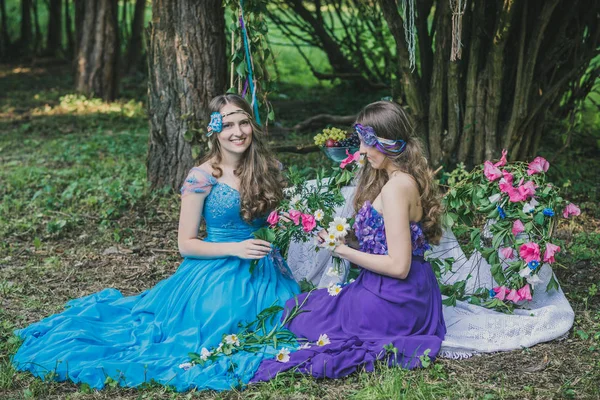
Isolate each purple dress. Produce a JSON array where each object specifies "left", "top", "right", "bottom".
[{"left": 252, "top": 201, "right": 446, "bottom": 381}]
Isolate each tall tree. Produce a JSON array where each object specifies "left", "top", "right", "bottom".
[
  {"left": 378, "top": 0, "right": 600, "bottom": 166},
  {"left": 125, "top": 0, "right": 146, "bottom": 75},
  {"left": 74, "top": 0, "right": 120, "bottom": 100},
  {"left": 20, "top": 0, "right": 32, "bottom": 51},
  {"left": 147, "top": 0, "right": 226, "bottom": 191},
  {"left": 46, "top": 0, "right": 62, "bottom": 56},
  {"left": 0, "top": 0, "right": 10, "bottom": 57},
  {"left": 64, "top": 0, "right": 73, "bottom": 57},
  {"left": 31, "top": 0, "right": 42, "bottom": 53}
]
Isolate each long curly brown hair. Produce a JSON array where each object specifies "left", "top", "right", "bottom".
[
  {"left": 199, "top": 94, "right": 284, "bottom": 223},
  {"left": 353, "top": 101, "right": 443, "bottom": 244}
]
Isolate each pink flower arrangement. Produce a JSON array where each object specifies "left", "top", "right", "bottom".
[
  {"left": 340, "top": 150, "right": 361, "bottom": 169},
  {"left": 563, "top": 203, "right": 581, "bottom": 219},
  {"left": 484, "top": 161, "right": 503, "bottom": 181},
  {"left": 543, "top": 243, "right": 561, "bottom": 264},
  {"left": 288, "top": 210, "right": 302, "bottom": 225},
  {"left": 517, "top": 284, "right": 532, "bottom": 301},
  {"left": 301, "top": 213, "right": 316, "bottom": 233},
  {"left": 519, "top": 242, "right": 541, "bottom": 263},
  {"left": 512, "top": 220, "right": 525, "bottom": 237},
  {"left": 527, "top": 157, "right": 549, "bottom": 175},
  {"left": 267, "top": 211, "right": 279, "bottom": 226},
  {"left": 500, "top": 247, "right": 514, "bottom": 260}
]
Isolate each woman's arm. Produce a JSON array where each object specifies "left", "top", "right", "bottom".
[
  {"left": 334, "top": 178, "right": 415, "bottom": 279},
  {"left": 177, "top": 189, "right": 271, "bottom": 260}
]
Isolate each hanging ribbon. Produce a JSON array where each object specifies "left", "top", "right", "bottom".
[
  {"left": 239, "top": 0, "right": 261, "bottom": 125},
  {"left": 401, "top": 0, "right": 417, "bottom": 71}
]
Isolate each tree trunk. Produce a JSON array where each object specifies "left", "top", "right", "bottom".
[
  {"left": 20, "top": 0, "right": 32, "bottom": 50},
  {"left": 74, "top": 0, "right": 120, "bottom": 101},
  {"left": 0, "top": 0, "right": 9, "bottom": 57},
  {"left": 147, "top": 0, "right": 227, "bottom": 191},
  {"left": 65, "top": 0, "right": 73, "bottom": 57},
  {"left": 120, "top": 0, "right": 128, "bottom": 45},
  {"left": 32, "top": 0, "right": 42, "bottom": 53},
  {"left": 47, "top": 0, "right": 62, "bottom": 56},
  {"left": 125, "top": 0, "right": 145, "bottom": 75}
]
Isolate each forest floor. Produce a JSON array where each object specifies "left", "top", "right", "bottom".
[{"left": 1, "top": 62, "right": 599, "bottom": 399}]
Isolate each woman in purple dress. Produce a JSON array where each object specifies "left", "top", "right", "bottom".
[{"left": 253, "top": 100, "right": 446, "bottom": 381}]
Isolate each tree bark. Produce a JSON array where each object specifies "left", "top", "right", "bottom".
[
  {"left": 0, "top": 0, "right": 9, "bottom": 57},
  {"left": 20, "top": 0, "right": 32, "bottom": 50},
  {"left": 125, "top": 0, "right": 146, "bottom": 75},
  {"left": 32, "top": 0, "right": 42, "bottom": 53},
  {"left": 147, "top": 0, "right": 227, "bottom": 191},
  {"left": 47, "top": 0, "right": 62, "bottom": 55},
  {"left": 74, "top": 0, "right": 120, "bottom": 101},
  {"left": 64, "top": 0, "right": 73, "bottom": 57}
]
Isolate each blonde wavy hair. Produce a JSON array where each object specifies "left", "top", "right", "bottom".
[
  {"left": 200, "top": 94, "right": 284, "bottom": 223},
  {"left": 353, "top": 101, "right": 443, "bottom": 244}
]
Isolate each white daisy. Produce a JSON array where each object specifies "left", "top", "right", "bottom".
[
  {"left": 326, "top": 266, "right": 341, "bottom": 277},
  {"left": 313, "top": 209, "right": 325, "bottom": 221},
  {"left": 358, "top": 154, "right": 366, "bottom": 166},
  {"left": 327, "top": 283, "right": 342, "bottom": 296},
  {"left": 316, "top": 333, "right": 330, "bottom": 346},
  {"left": 178, "top": 362, "right": 193, "bottom": 371},
  {"left": 224, "top": 334, "right": 240, "bottom": 346},
  {"left": 325, "top": 239, "right": 337, "bottom": 251},
  {"left": 200, "top": 347, "right": 212, "bottom": 361},
  {"left": 329, "top": 217, "right": 350, "bottom": 238},
  {"left": 275, "top": 348, "right": 291, "bottom": 363}
]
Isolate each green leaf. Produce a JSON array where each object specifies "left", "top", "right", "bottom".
[
  {"left": 546, "top": 274, "right": 559, "bottom": 292},
  {"left": 252, "top": 227, "right": 275, "bottom": 243},
  {"left": 236, "top": 61, "right": 247, "bottom": 77},
  {"left": 268, "top": 109, "right": 275, "bottom": 121},
  {"left": 534, "top": 212, "right": 545, "bottom": 225}
]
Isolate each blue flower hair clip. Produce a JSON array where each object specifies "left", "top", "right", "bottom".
[
  {"left": 206, "top": 112, "right": 223, "bottom": 137},
  {"left": 354, "top": 123, "right": 407, "bottom": 155}
]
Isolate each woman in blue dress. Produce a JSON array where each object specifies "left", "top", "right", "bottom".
[{"left": 12, "top": 94, "right": 300, "bottom": 392}]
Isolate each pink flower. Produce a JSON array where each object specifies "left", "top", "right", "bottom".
[
  {"left": 507, "top": 187, "right": 527, "bottom": 202},
  {"left": 498, "top": 171, "right": 514, "bottom": 193},
  {"left": 500, "top": 247, "right": 514, "bottom": 260},
  {"left": 288, "top": 210, "right": 302, "bottom": 225},
  {"left": 484, "top": 161, "right": 503, "bottom": 181},
  {"left": 519, "top": 242, "right": 541, "bottom": 263},
  {"left": 512, "top": 220, "right": 525, "bottom": 237},
  {"left": 543, "top": 243, "right": 561, "bottom": 264},
  {"left": 301, "top": 213, "right": 317, "bottom": 233},
  {"left": 517, "top": 284, "right": 532, "bottom": 301},
  {"left": 527, "top": 157, "right": 549, "bottom": 175},
  {"left": 506, "top": 289, "right": 522, "bottom": 303},
  {"left": 516, "top": 181, "right": 536, "bottom": 200},
  {"left": 494, "top": 149, "right": 508, "bottom": 167},
  {"left": 267, "top": 211, "right": 279, "bottom": 226},
  {"left": 340, "top": 150, "right": 361, "bottom": 169},
  {"left": 562, "top": 203, "right": 581, "bottom": 219},
  {"left": 493, "top": 286, "right": 510, "bottom": 301}
]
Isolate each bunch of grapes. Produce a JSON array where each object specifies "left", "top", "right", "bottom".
[
  {"left": 314, "top": 127, "right": 354, "bottom": 147},
  {"left": 338, "top": 131, "right": 360, "bottom": 147}
]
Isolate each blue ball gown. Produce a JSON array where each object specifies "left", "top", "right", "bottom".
[{"left": 12, "top": 167, "right": 300, "bottom": 392}]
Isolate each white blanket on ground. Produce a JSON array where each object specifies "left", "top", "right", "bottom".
[{"left": 286, "top": 184, "right": 574, "bottom": 357}]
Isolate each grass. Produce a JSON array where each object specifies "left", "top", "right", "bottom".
[{"left": 1, "top": 55, "right": 600, "bottom": 400}]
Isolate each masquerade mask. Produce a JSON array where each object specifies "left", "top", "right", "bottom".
[{"left": 354, "top": 123, "right": 406, "bottom": 155}]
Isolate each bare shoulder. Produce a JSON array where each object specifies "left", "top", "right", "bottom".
[
  {"left": 194, "top": 161, "right": 216, "bottom": 176},
  {"left": 382, "top": 172, "right": 419, "bottom": 197}
]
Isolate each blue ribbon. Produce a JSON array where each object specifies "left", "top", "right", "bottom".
[{"left": 239, "top": 0, "right": 261, "bottom": 125}]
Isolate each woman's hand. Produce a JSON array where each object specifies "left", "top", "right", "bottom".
[
  {"left": 316, "top": 229, "right": 328, "bottom": 245},
  {"left": 233, "top": 239, "right": 272, "bottom": 259}
]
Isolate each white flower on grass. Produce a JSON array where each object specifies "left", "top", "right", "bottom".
[
  {"left": 316, "top": 334, "right": 330, "bottom": 347},
  {"left": 289, "top": 194, "right": 302, "bottom": 207},
  {"left": 298, "top": 342, "right": 311, "bottom": 350},
  {"left": 488, "top": 193, "right": 502, "bottom": 204},
  {"left": 224, "top": 334, "right": 240, "bottom": 346},
  {"left": 216, "top": 343, "right": 224, "bottom": 353},
  {"left": 200, "top": 347, "right": 212, "bottom": 361},
  {"left": 329, "top": 217, "right": 350, "bottom": 238},
  {"left": 314, "top": 209, "right": 325, "bottom": 221},
  {"left": 327, "top": 283, "right": 342, "bottom": 296},
  {"left": 178, "top": 362, "right": 193, "bottom": 371},
  {"left": 526, "top": 274, "right": 543, "bottom": 288},
  {"left": 275, "top": 348, "right": 291, "bottom": 363}
]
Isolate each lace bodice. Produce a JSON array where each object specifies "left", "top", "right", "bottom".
[
  {"left": 181, "top": 168, "right": 263, "bottom": 239},
  {"left": 353, "top": 201, "right": 431, "bottom": 256}
]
